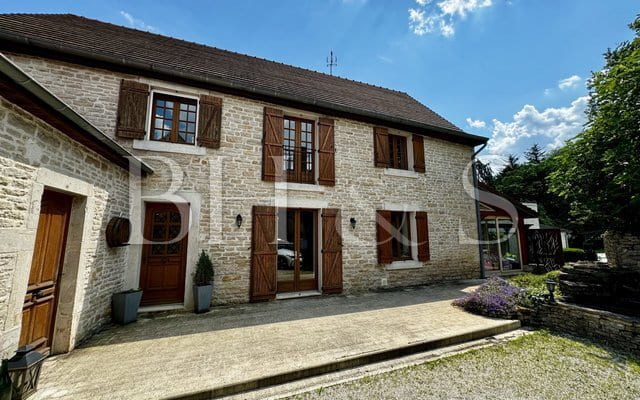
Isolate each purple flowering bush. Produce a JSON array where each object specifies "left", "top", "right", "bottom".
[{"left": 453, "top": 277, "right": 522, "bottom": 319}]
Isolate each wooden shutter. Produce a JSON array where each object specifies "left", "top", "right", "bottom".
[
  {"left": 116, "top": 80, "right": 149, "bottom": 139},
  {"left": 415, "top": 212, "right": 431, "bottom": 261},
  {"left": 373, "top": 127, "right": 390, "bottom": 168},
  {"left": 412, "top": 134, "right": 425, "bottom": 173},
  {"left": 197, "top": 95, "right": 222, "bottom": 149},
  {"left": 262, "top": 107, "right": 284, "bottom": 182},
  {"left": 376, "top": 210, "right": 393, "bottom": 264},
  {"left": 321, "top": 208, "right": 343, "bottom": 294},
  {"left": 318, "top": 118, "right": 335, "bottom": 186},
  {"left": 250, "top": 206, "right": 277, "bottom": 301}
]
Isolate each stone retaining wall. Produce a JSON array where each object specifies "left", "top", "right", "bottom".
[
  {"left": 603, "top": 231, "right": 640, "bottom": 269},
  {"left": 519, "top": 301, "right": 640, "bottom": 355}
]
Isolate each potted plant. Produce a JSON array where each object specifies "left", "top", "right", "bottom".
[
  {"left": 111, "top": 288, "right": 143, "bottom": 325},
  {"left": 193, "top": 250, "right": 214, "bottom": 313}
]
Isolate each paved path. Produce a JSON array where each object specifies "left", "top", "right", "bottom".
[{"left": 34, "top": 281, "right": 519, "bottom": 400}]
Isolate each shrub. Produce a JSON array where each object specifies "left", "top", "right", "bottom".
[
  {"left": 563, "top": 248, "right": 587, "bottom": 262},
  {"left": 194, "top": 250, "right": 214, "bottom": 286},
  {"left": 453, "top": 277, "right": 522, "bottom": 318}
]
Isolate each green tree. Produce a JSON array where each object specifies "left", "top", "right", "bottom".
[
  {"left": 474, "top": 159, "right": 495, "bottom": 186},
  {"left": 550, "top": 16, "right": 640, "bottom": 233},
  {"left": 524, "top": 143, "right": 546, "bottom": 164}
]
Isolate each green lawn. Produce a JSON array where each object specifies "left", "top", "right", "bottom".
[
  {"left": 508, "top": 270, "right": 561, "bottom": 296},
  {"left": 290, "top": 331, "right": 640, "bottom": 400}
]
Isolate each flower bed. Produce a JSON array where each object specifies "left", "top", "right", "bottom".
[{"left": 453, "top": 277, "right": 521, "bottom": 318}]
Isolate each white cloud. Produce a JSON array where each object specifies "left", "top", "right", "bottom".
[
  {"left": 466, "top": 117, "right": 486, "bottom": 129},
  {"left": 377, "top": 55, "right": 393, "bottom": 64},
  {"left": 487, "top": 96, "right": 589, "bottom": 155},
  {"left": 120, "top": 11, "right": 159, "bottom": 33},
  {"left": 409, "top": 0, "right": 494, "bottom": 37},
  {"left": 544, "top": 88, "right": 553, "bottom": 96},
  {"left": 558, "top": 75, "right": 581, "bottom": 90}
]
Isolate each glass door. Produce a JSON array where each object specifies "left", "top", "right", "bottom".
[
  {"left": 481, "top": 217, "right": 522, "bottom": 273},
  {"left": 277, "top": 208, "right": 318, "bottom": 292}
]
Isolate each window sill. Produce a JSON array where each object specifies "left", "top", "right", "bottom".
[
  {"left": 384, "top": 168, "right": 421, "bottom": 178},
  {"left": 385, "top": 260, "right": 423, "bottom": 270},
  {"left": 132, "top": 139, "right": 207, "bottom": 155},
  {"left": 274, "top": 182, "right": 325, "bottom": 192}
]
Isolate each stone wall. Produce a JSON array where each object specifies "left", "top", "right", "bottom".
[
  {"left": 0, "top": 98, "right": 131, "bottom": 357},
  {"left": 603, "top": 231, "right": 640, "bottom": 269},
  {"left": 519, "top": 302, "right": 640, "bottom": 355},
  {"left": 5, "top": 53, "right": 481, "bottom": 306}
]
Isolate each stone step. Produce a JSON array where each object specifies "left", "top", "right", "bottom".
[{"left": 172, "top": 320, "right": 522, "bottom": 400}]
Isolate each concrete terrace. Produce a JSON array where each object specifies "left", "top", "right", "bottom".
[{"left": 33, "top": 281, "right": 519, "bottom": 400}]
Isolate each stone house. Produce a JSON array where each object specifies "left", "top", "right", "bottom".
[{"left": 0, "top": 14, "right": 487, "bottom": 358}]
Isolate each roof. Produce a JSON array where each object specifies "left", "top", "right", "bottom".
[
  {"left": 0, "top": 13, "right": 487, "bottom": 146},
  {"left": 478, "top": 182, "right": 538, "bottom": 218},
  {"left": 0, "top": 53, "right": 153, "bottom": 175}
]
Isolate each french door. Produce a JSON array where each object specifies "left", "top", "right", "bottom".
[{"left": 276, "top": 208, "right": 318, "bottom": 292}]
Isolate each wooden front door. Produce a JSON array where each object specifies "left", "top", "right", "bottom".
[
  {"left": 140, "top": 203, "right": 189, "bottom": 306},
  {"left": 20, "top": 190, "right": 73, "bottom": 355},
  {"left": 276, "top": 208, "right": 318, "bottom": 293}
]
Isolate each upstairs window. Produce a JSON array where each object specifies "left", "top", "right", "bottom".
[
  {"left": 151, "top": 94, "right": 197, "bottom": 145},
  {"left": 390, "top": 211, "right": 412, "bottom": 260},
  {"left": 283, "top": 116, "right": 315, "bottom": 184},
  {"left": 388, "top": 134, "right": 408, "bottom": 170}
]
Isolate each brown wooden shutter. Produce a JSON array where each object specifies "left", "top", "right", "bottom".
[
  {"left": 197, "top": 95, "right": 222, "bottom": 149},
  {"left": 116, "top": 80, "right": 149, "bottom": 139},
  {"left": 317, "top": 118, "right": 336, "bottom": 186},
  {"left": 373, "top": 127, "right": 390, "bottom": 168},
  {"left": 376, "top": 210, "right": 393, "bottom": 264},
  {"left": 250, "top": 206, "right": 277, "bottom": 301},
  {"left": 412, "top": 134, "right": 425, "bottom": 173},
  {"left": 415, "top": 211, "right": 431, "bottom": 261},
  {"left": 321, "top": 209, "right": 343, "bottom": 294},
  {"left": 262, "top": 107, "right": 284, "bottom": 182}
]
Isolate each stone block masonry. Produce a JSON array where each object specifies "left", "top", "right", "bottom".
[
  {"left": 520, "top": 301, "right": 640, "bottom": 356},
  {"left": 5, "top": 53, "right": 481, "bottom": 307},
  {"left": 0, "top": 98, "right": 131, "bottom": 357}
]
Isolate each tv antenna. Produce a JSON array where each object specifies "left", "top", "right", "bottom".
[{"left": 326, "top": 51, "right": 337, "bottom": 75}]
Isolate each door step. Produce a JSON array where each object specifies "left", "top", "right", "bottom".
[{"left": 275, "top": 291, "right": 322, "bottom": 300}]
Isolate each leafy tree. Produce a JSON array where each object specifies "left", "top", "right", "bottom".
[
  {"left": 550, "top": 16, "right": 640, "bottom": 233},
  {"left": 498, "top": 154, "right": 520, "bottom": 178},
  {"left": 474, "top": 159, "right": 495, "bottom": 186},
  {"left": 524, "top": 143, "right": 546, "bottom": 164}
]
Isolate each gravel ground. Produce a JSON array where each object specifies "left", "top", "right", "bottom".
[{"left": 288, "top": 331, "right": 640, "bottom": 400}]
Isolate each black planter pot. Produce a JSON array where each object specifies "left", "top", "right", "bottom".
[
  {"left": 111, "top": 290, "right": 143, "bottom": 325},
  {"left": 193, "top": 284, "right": 213, "bottom": 313}
]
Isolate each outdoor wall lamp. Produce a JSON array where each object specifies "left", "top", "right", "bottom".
[
  {"left": 235, "top": 214, "right": 243, "bottom": 228},
  {"left": 350, "top": 217, "right": 357, "bottom": 229},
  {"left": 545, "top": 278, "right": 557, "bottom": 303}
]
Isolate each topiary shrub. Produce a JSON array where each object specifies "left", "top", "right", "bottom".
[
  {"left": 194, "top": 250, "right": 214, "bottom": 286},
  {"left": 453, "top": 277, "right": 522, "bottom": 319},
  {"left": 563, "top": 248, "right": 587, "bottom": 262}
]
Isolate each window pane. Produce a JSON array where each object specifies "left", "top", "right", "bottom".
[
  {"left": 165, "top": 101, "right": 174, "bottom": 108},
  {"left": 188, "top": 104, "right": 196, "bottom": 112},
  {"left": 188, "top": 112, "right": 196, "bottom": 122},
  {"left": 180, "top": 103, "right": 188, "bottom": 111},
  {"left": 164, "top": 109, "right": 173, "bottom": 119},
  {"left": 187, "top": 123, "right": 196, "bottom": 133},
  {"left": 180, "top": 111, "right": 187, "bottom": 121}
]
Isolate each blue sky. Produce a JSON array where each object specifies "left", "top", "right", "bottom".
[{"left": 2, "top": 0, "right": 638, "bottom": 170}]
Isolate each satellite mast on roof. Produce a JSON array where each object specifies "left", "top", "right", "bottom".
[{"left": 326, "top": 51, "right": 337, "bottom": 76}]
